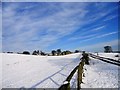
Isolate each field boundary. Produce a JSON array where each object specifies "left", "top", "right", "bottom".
[
  {"left": 58, "top": 58, "right": 84, "bottom": 90},
  {"left": 89, "top": 53, "right": 120, "bottom": 66}
]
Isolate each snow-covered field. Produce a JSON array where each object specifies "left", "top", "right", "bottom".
[
  {"left": 81, "top": 57, "right": 119, "bottom": 88},
  {"left": 93, "top": 52, "right": 119, "bottom": 61},
  {"left": 2, "top": 53, "right": 81, "bottom": 88},
  {"left": 1, "top": 53, "right": 119, "bottom": 89}
]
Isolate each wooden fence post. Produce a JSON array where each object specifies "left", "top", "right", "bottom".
[
  {"left": 64, "top": 81, "right": 70, "bottom": 90},
  {"left": 78, "top": 63, "right": 81, "bottom": 90},
  {"left": 77, "top": 64, "right": 80, "bottom": 90},
  {"left": 59, "top": 59, "right": 84, "bottom": 90},
  {"left": 77, "top": 61, "right": 84, "bottom": 90},
  {"left": 59, "top": 81, "right": 70, "bottom": 90},
  {"left": 81, "top": 61, "right": 84, "bottom": 82}
]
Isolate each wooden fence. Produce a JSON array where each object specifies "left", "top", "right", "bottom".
[
  {"left": 89, "top": 53, "right": 120, "bottom": 66},
  {"left": 58, "top": 59, "right": 84, "bottom": 90}
]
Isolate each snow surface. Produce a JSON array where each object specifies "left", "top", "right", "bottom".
[
  {"left": 81, "top": 57, "right": 119, "bottom": 88},
  {"left": 2, "top": 53, "right": 81, "bottom": 88},
  {"left": 93, "top": 53, "right": 119, "bottom": 61},
  {"left": 1, "top": 53, "right": 119, "bottom": 89}
]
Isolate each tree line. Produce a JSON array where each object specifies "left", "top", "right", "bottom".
[
  {"left": 22, "top": 49, "right": 81, "bottom": 56},
  {"left": 22, "top": 46, "right": 118, "bottom": 55},
  {"left": 4, "top": 45, "right": 119, "bottom": 56}
]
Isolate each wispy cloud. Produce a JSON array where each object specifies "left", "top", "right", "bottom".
[
  {"left": 69, "top": 34, "right": 99, "bottom": 41},
  {"left": 80, "top": 39, "right": 119, "bottom": 52},
  {"left": 79, "top": 31, "right": 118, "bottom": 43},
  {"left": 103, "top": 15, "right": 118, "bottom": 21},
  {"left": 0, "top": 3, "right": 2, "bottom": 52},
  {"left": 68, "top": 25, "right": 106, "bottom": 41},
  {"left": 2, "top": 2, "right": 118, "bottom": 52},
  {"left": 2, "top": 2, "right": 89, "bottom": 51},
  {"left": 91, "top": 25, "right": 106, "bottom": 31}
]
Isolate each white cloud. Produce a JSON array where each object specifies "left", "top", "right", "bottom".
[
  {"left": 2, "top": 2, "right": 118, "bottom": 52},
  {"left": 69, "top": 34, "right": 98, "bottom": 41},
  {"left": 2, "top": 2, "right": 89, "bottom": 51},
  {"left": 79, "top": 31, "right": 118, "bottom": 43},
  {"left": 104, "top": 15, "right": 118, "bottom": 21},
  {"left": 68, "top": 25, "right": 106, "bottom": 41},
  {"left": 80, "top": 39, "right": 119, "bottom": 52},
  {"left": 0, "top": 3, "right": 2, "bottom": 53},
  {"left": 91, "top": 25, "right": 106, "bottom": 31}
]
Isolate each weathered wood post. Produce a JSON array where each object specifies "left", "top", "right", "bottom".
[
  {"left": 77, "top": 63, "right": 80, "bottom": 90},
  {"left": 81, "top": 60, "right": 84, "bottom": 82},
  {"left": 82, "top": 51, "right": 89, "bottom": 65},
  {"left": 77, "top": 62, "right": 82, "bottom": 90},
  {"left": 59, "top": 81, "right": 70, "bottom": 90},
  {"left": 77, "top": 60, "right": 84, "bottom": 90},
  {"left": 64, "top": 81, "right": 70, "bottom": 90},
  {"left": 59, "top": 59, "right": 84, "bottom": 90}
]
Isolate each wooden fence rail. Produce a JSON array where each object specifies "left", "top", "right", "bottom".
[
  {"left": 58, "top": 59, "right": 84, "bottom": 90},
  {"left": 89, "top": 53, "right": 120, "bottom": 66},
  {"left": 89, "top": 53, "right": 120, "bottom": 63}
]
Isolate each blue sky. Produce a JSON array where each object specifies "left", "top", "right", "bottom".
[{"left": 2, "top": 2, "right": 119, "bottom": 53}]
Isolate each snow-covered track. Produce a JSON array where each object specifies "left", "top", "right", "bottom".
[{"left": 89, "top": 53, "right": 120, "bottom": 66}]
